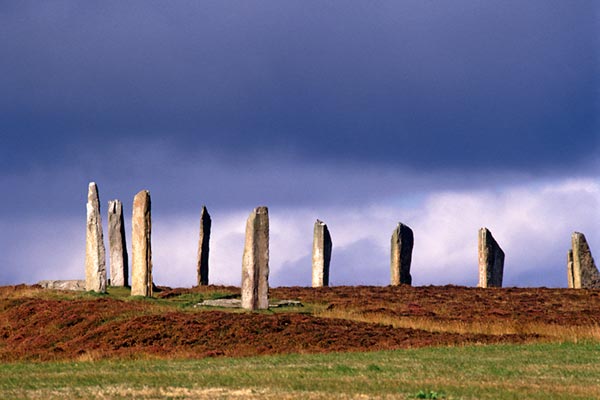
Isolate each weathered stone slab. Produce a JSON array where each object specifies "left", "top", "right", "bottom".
[
  {"left": 108, "top": 199, "right": 128, "bottom": 287},
  {"left": 390, "top": 222, "right": 414, "bottom": 285},
  {"left": 37, "top": 280, "right": 86, "bottom": 291},
  {"left": 197, "top": 206, "right": 212, "bottom": 286},
  {"left": 241, "top": 206, "right": 269, "bottom": 310},
  {"left": 478, "top": 228, "right": 504, "bottom": 288},
  {"left": 131, "top": 190, "right": 153, "bottom": 297},
  {"left": 570, "top": 232, "right": 600, "bottom": 289},
  {"left": 196, "top": 298, "right": 302, "bottom": 308},
  {"left": 312, "top": 219, "right": 332, "bottom": 287},
  {"left": 85, "top": 182, "right": 107, "bottom": 293}
]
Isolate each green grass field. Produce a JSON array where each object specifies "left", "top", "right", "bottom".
[{"left": 1, "top": 342, "right": 599, "bottom": 399}]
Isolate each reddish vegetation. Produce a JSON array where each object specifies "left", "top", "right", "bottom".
[
  {"left": 270, "top": 285, "right": 600, "bottom": 326},
  {"left": 1, "top": 284, "right": 599, "bottom": 362}
]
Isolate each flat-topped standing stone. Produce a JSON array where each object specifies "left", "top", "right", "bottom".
[
  {"left": 570, "top": 232, "right": 600, "bottom": 289},
  {"left": 241, "top": 206, "right": 269, "bottom": 310},
  {"left": 312, "top": 220, "right": 333, "bottom": 287},
  {"left": 131, "top": 190, "right": 152, "bottom": 297},
  {"left": 85, "top": 182, "right": 107, "bottom": 293},
  {"left": 108, "top": 199, "right": 128, "bottom": 287},
  {"left": 197, "top": 206, "right": 212, "bottom": 286},
  {"left": 390, "top": 223, "right": 413, "bottom": 285},
  {"left": 478, "top": 228, "right": 505, "bottom": 288}
]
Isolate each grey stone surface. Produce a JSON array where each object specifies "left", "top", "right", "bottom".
[
  {"left": 312, "top": 219, "right": 332, "bottom": 287},
  {"left": 478, "top": 228, "right": 505, "bottom": 288},
  {"left": 37, "top": 280, "right": 86, "bottom": 291},
  {"left": 85, "top": 182, "right": 107, "bottom": 293},
  {"left": 131, "top": 190, "right": 153, "bottom": 297},
  {"left": 570, "top": 232, "right": 600, "bottom": 289},
  {"left": 241, "top": 206, "right": 269, "bottom": 310},
  {"left": 196, "top": 298, "right": 302, "bottom": 308},
  {"left": 197, "top": 206, "right": 212, "bottom": 286},
  {"left": 108, "top": 199, "right": 128, "bottom": 287},
  {"left": 390, "top": 222, "right": 414, "bottom": 285}
]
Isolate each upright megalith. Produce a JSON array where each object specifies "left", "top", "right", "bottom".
[
  {"left": 312, "top": 220, "right": 333, "bottom": 287},
  {"left": 478, "top": 228, "right": 505, "bottom": 288},
  {"left": 85, "top": 182, "right": 107, "bottom": 293},
  {"left": 108, "top": 199, "right": 128, "bottom": 287},
  {"left": 390, "top": 223, "right": 414, "bottom": 285},
  {"left": 197, "top": 206, "right": 212, "bottom": 286},
  {"left": 241, "top": 206, "right": 269, "bottom": 310},
  {"left": 567, "top": 249, "right": 575, "bottom": 288},
  {"left": 131, "top": 190, "right": 152, "bottom": 297},
  {"left": 569, "top": 232, "right": 600, "bottom": 289}
]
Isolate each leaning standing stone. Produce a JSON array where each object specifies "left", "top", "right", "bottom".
[
  {"left": 85, "top": 182, "right": 107, "bottom": 293},
  {"left": 570, "top": 232, "right": 600, "bottom": 289},
  {"left": 390, "top": 222, "right": 414, "bottom": 285},
  {"left": 312, "top": 220, "right": 333, "bottom": 287},
  {"left": 131, "top": 190, "right": 153, "bottom": 297},
  {"left": 108, "top": 199, "right": 128, "bottom": 287},
  {"left": 197, "top": 206, "right": 212, "bottom": 286},
  {"left": 241, "top": 206, "right": 269, "bottom": 310},
  {"left": 477, "top": 228, "right": 505, "bottom": 288}
]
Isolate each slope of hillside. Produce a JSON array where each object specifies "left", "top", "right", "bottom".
[{"left": 1, "top": 284, "right": 598, "bottom": 362}]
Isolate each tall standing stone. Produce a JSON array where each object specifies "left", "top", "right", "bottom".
[
  {"left": 478, "top": 228, "right": 505, "bottom": 288},
  {"left": 131, "top": 190, "right": 152, "bottom": 297},
  {"left": 567, "top": 249, "right": 575, "bottom": 288},
  {"left": 241, "top": 206, "right": 269, "bottom": 310},
  {"left": 312, "top": 220, "right": 333, "bottom": 287},
  {"left": 108, "top": 199, "right": 128, "bottom": 287},
  {"left": 85, "top": 182, "right": 107, "bottom": 293},
  {"left": 197, "top": 206, "right": 212, "bottom": 286},
  {"left": 390, "top": 223, "right": 414, "bottom": 285},
  {"left": 569, "top": 232, "right": 600, "bottom": 289}
]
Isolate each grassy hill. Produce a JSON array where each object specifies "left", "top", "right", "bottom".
[{"left": 1, "top": 284, "right": 599, "bottom": 398}]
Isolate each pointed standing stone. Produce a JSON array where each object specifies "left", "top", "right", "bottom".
[
  {"left": 85, "top": 182, "right": 107, "bottom": 293},
  {"left": 312, "top": 220, "right": 333, "bottom": 287},
  {"left": 108, "top": 199, "right": 128, "bottom": 287},
  {"left": 131, "top": 190, "right": 152, "bottom": 297},
  {"left": 197, "top": 206, "right": 212, "bottom": 286},
  {"left": 478, "top": 228, "right": 505, "bottom": 288},
  {"left": 569, "top": 232, "right": 600, "bottom": 289},
  {"left": 241, "top": 206, "right": 269, "bottom": 310},
  {"left": 390, "top": 223, "right": 414, "bottom": 285}
]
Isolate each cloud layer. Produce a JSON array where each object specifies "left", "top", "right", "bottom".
[
  {"left": 0, "top": 2, "right": 597, "bottom": 289},
  {"left": 2, "top": 1, "right": 597, "bottom": 171},
  {"left": 2, "top": 172, "right": 597, "bottom": 289}
]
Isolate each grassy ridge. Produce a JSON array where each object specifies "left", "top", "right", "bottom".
[{"left": 1, "top": 342, "right": 599, "bottom": 399}]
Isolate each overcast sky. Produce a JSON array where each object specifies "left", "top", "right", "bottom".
[{"left": 1, "top": 1, "right": 598, "bottom": 288}]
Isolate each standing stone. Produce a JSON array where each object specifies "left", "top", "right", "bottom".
[
  {"left": 478, "top": 228, "right": 505, "bottom": 288},
  {"left": 108, "top": 199, "right": 128, "bottom": 287},
  {"left": 85, "top": 182, "right": 107, "bottom": 293},
  {"left": 241, "top": 206, "right": 269, "bottom": 310},
  {"left": 567, "top": 249, "right": 575, "bottom": 288},
  {"left": 312, "top": 220, "right": 333, "bottom": 287},
  {"left": 390, "top": 223, "right": 414, "bottom": 285},
  {"left": 569, "top": 232, "right": 600, "bottom": 289},
  {"left": 131, "top": 190, "right": 152, "bottom": 297},
  {"left": 197, "top": 206, "right": 212, "bottom": 286}
]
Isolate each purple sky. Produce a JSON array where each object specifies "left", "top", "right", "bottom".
[{"left": 1, "top": 1, "right": 598, "bottom": 288}]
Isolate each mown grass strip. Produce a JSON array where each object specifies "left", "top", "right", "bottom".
[{"left": 0, "top": 342, "right": 599, "bottom": 399}]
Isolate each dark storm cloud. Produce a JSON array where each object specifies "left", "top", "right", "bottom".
[{"left": 1, "top": 0, "right": 597, "bottom": 172}]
